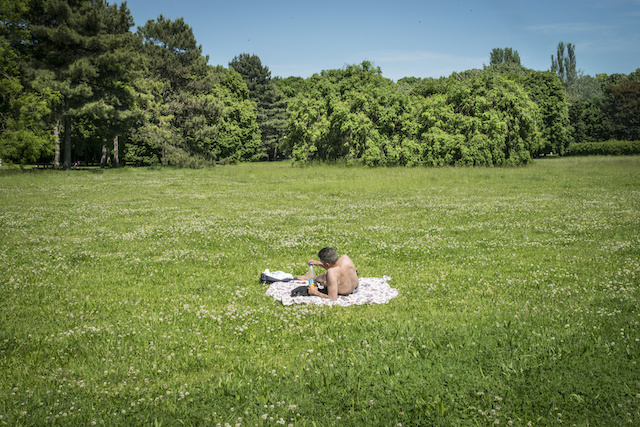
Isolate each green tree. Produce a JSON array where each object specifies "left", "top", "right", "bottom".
[
  {"left": 490, "top": 47, "right": 521, "bottom": 66},
  {"left": 523, "top": 71, "right": 572, "bottom": 155},
  {"left": 286, "top": 62, "right": 542, "bottom": 167},
  {"left": 24, "top": 0, "right": 138, "bottom": 169},
  {"left": 602, "top": 73, "right": 640, "bottom": 141},
  {"left": 482, "top": 64, "right": 572, "bottom": 155},
  {"left": 567, "top": 70, "right": 640, "bottom": 144},
  {"left": 133, "top": 15, "right": 207, "bottom": 165},
  {"left": 129, "top": 17, "right": 260, "bottom": 166},
  {"left": 0, "top": 0, "right": 59, "bottom": 164},
  {"left": 286, "top": 61, "right": 421, "bottom": 166},
  {"left": 566, "top": 73, "right": 605, "bottom": 143},
  {"left": 273, "top": 76, "right": 308, "bottom": 98},
  {"left": 229, "top": 54, "right": 288, "bottom": 160},
  {"left": 551, "top": 41, "right": 577, "bottom": 86},
  {"left": 569, "top": 98, "right": 606, "bottom": 143},
  {"left": 418, "top": 72, "right": 542, "bottom": 165}
]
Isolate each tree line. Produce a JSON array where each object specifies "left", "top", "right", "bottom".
[{"left": 1, "top": 0, "right": 639, "bottom": 168}]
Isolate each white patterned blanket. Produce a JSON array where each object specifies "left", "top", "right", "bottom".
[{"left": 265, "top": 276, "right": 398, "bottom": 307}]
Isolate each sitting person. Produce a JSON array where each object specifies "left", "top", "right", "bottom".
[{"left": 298, "top": 247, "right": 359, "bottom": 300}]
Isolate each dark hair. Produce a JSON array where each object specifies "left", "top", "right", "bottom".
[{"left": 318, "top": 247, "right": 339, "bottom": 264}]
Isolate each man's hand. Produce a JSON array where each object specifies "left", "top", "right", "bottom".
[
  {"left": 307, "top": 284, "right": 337, "bottom": 300},
  {"left": 307, "top": 285, "right": 321, "bottom": 297}
]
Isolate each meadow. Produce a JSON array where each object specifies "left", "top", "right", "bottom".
[{"left": 0, "top": 156, "right": 639, "bottom": 426}]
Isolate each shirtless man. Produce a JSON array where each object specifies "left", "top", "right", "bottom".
[{"left": 298, "top": 247, "right": 359, "bottom": 301}]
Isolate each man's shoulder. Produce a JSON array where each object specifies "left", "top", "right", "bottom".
[
  {"left": 338, "top": 254, "right": 353, "bottom": 263},
  {"left": 337, "top": 255, "right": 355, "bottom": 267}
]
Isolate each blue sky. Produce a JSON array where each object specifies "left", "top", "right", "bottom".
[{"left": 126, "top": 0, "right": 640, "bottom": 81}]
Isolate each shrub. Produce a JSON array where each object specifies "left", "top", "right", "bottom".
[{"left": 566, "top": 140, "right": 640, "bottom": 156}]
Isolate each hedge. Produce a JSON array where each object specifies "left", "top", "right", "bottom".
[{"left": 566, "top": 140, "right": 640, "bottom": 156}]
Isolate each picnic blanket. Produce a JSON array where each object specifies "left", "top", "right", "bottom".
[{"left": 265, "top": 276, "right": 398, "bottom": 307}]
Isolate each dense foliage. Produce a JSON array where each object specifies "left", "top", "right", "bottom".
[
  {"left": 229, "top": 54, "right": 288, "bottom": 161},
  {"left": 286, "top": 62, "right": 544, "bottom": 166},
  {"left": 566, "top": 140, "right": 640, "bottom": 156},
  {"left": 1, "top": 0, "right": 262, "bottom": 168},
  {"left": 0, "top": 2, "right": 638, "bottom": 167},
  {"left": 128, "top": 17, "right": 261, "bottom": 166},
  {"left": 1, "top": 0, "right": 59, "bottom": 165}
]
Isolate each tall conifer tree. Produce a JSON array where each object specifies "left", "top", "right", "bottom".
[
  {"left": 0, "top": 0, "right": 59, "bottom": 164},
  {"left": 25, "top": 0, "right": 137, "bottom": 169},
  {"left": 131, "top": 16, "right": 260, "bottom": 165},
  {"left": 229, "top": 54, "right": 288, "bottom": 160}
]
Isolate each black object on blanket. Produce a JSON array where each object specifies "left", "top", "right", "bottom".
[
  {"left": 290, "top": 285, "right": 329, "bottom": 297},
  {"left": 260, "top": 272, "right": 296, "bottom": 284}
]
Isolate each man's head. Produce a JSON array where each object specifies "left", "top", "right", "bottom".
[{"left": 318, "top": 247, "right": 339, "bottom": 266}]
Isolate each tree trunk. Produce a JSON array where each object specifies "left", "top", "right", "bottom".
[
  {"left": 113, "top": 135, "right": 119, "bottom": 168},
  {"left": 100, "top": 140, "right": 107, "bottom": 168},
  {"left": 53, "top": 119, "right": 60, "bottom": 169},
  {"left": 63, "top": 116, "right": 72, "bottom": 170}
]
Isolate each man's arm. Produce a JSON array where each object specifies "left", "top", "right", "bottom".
[
  {"left": 297, "top": 272, "right": 327, "bottom": 283},
  {"left": 308, "top": 284, "right": 338, "bottom": 300},
  {"left": 308, "top": 270, "right": 338, "bottom": 300},
  {"left": 308, "top": 259, "right": 326, "bottom": 268},
  {"left": 297, "top": 260, "right": 327, "bottom": 280}
]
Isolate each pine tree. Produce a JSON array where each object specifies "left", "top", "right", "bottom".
[
  {"left": 24, "top": 0, "right": 137, "bottom": 169},
  {"left": 0, "top": 0, "right": 59, "bottom": 164},
  {"left": 135, "top": 15, "right": 213, "bottom": 165},
  {"left": 229, "top": 54, "right": 288, "bottom": 160},
  {"left": 131, "top": 17, "right": 260, "bottom": 166}
]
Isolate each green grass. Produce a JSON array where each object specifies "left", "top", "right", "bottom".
[{"left": 1, "top": 156, "right": 639, "bottom": 426}]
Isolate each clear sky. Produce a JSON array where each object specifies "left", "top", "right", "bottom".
[{"left": 125, "top": 0, "right": 640, "bottom": 81}]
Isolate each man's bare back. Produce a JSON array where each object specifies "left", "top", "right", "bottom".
[
  {"left": 299, "top": 248, "right": 359, "bottom": 300},
  {"left": 323, "top": 255, "right": 359, "bottom": 295}
]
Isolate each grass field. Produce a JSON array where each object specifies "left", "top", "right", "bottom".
[{"left": 1, "top": 156, "right": 639, "bottom": 426}]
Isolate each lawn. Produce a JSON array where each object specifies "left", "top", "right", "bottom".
[{"left": 0, "top": 156, "right": 639, "bottom": 426}]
